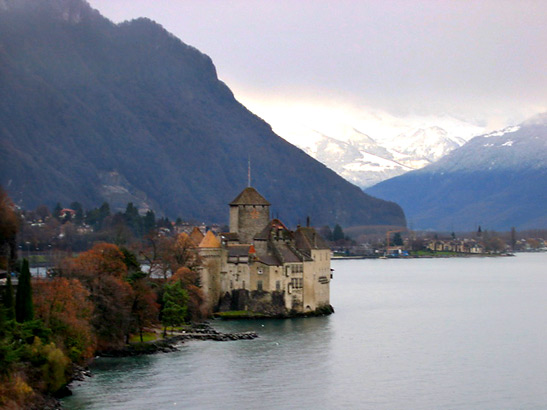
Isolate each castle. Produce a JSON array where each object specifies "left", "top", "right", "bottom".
[{"left": 196, "top": 186, "right": 333, "bottom": 316}]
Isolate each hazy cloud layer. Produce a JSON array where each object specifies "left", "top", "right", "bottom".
[{"left": 88, "top": 0, "right": 547, "bottom": 133}]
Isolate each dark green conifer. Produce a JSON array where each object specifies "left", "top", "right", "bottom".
[
  {"left": 70, "top": 201, "right": 84, "bottom": 225},
  {"left": 53, "top": 202, "right": 63, "bottom": 220},
  {"left": 15, "top": 259, "right": 34, "bottom": 323},
  {"left": 3, "top": 273, "right": 15, "bottom": 320},
  {"left": 332, "top": 224, "right": 345, "bottom": 242},
  {"left": 143, "top": 210, "right": 156, "bottom": 234}
]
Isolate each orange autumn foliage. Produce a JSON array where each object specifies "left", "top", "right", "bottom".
[
  {"left": 66, "top": 242, "right": 127, "bottom": 281},
  {"left": 33, "top": 278, "right": 95, "bottom": 363},
  {"left": 63, "top": 243, "right": 134, "bottom": 350}
]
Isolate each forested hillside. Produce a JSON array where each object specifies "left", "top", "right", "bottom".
[{"left": 0, "top": 0, "right": 405, "bottom": 228}]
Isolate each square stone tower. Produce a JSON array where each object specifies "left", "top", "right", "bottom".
[{"left": 229, "top": 187, "right": 270, "bottom": 244}]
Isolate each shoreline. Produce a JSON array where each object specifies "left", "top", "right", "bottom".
[
  {"left": 98, "top": 324, "right": 258, "bottom": 358},
  {"left": 332, "top": 253, "right": 516, "bottom": 260},
  {"left": 51, "top": 323, "right": 258, "bottom": 408}
]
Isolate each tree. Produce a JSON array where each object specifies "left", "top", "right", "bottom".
[
  {"left": 172, "top": 233, "right": 201, "bottom": 272},
  {"left": 162, "top": 281, "right": 188, "bottom": 336},
  {"left": 90, "top": 274, "right": 133, "bottom": 349},
  {"left": 120, "top": 247, "right": 142, "bottom": 277},
  {"left": 69, "top": 201, "right": 84, "bottom": 225},
  {"left": 65, "top": 243, "right": 133, "bottom": 349},
  {"left": 143, "top": 210, "right": 156, "bottom": 235},
  {"left": 485, "top": 235, "right": 506, "bottom": 253},
  {"left": 510, "top": 227, "right": 517, "bottom": 252},
  {"left": 86, "top": 202, "right": 111, "bottom": 231},
  {"left": 332, "top": 224, "right": 345, "bottom": 242},
  {"left": 53, "top": 203, "right": 63, "bottom": 220},
  {"left": 319, "top": 226, "right": 333, "bottom": 242},
  {"left": 124, "top": 202, "right": 142, "bottom": 236},
  {"left": 170, "top": 267, "right": 206, "bottom": 321},
  {"left": 15, "top": 259, "right": 34, "bottom": 323},
  {"left": 140, "top": 233, "right": 201, "bottom": 280},
  {"left": 130, "top": 278, "right": 159, "bottom": 342},
  {"left": 67, "top": 242, "right": 128, "bottom": 281},
  {"left": 392, "top": 232, "right": 403, "bottom": 246},
  {"left": 33, "top": 278, "right": 95, "bottom": 363},
  {"left": 34, "top": 205, "right": 51, "bottom": 222},
  {"left": 0, "top": 187, "right": 18, "bottom": 270},
  {"left": 3, "top": 274, "right": 15, "bottom": 320}
]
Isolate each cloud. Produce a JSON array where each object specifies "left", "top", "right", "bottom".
[{"left": 88, "top": 0, "right": 547, "bottom": 134}]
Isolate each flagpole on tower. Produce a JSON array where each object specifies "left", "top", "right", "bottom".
[{"left": 248, "top": 155, "right": 251, "bottom": 187}]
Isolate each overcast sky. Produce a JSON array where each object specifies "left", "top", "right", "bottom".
[{"left": 87, "top": 0, "right": 547, "bottom": 140}]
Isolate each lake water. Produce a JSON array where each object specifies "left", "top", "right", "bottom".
[{"left": 62, "top": 254, "right": 547, "bottom": 410}]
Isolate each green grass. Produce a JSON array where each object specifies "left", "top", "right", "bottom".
[
  {"left": 29, "top": 255, "right": 47, "bottom": 263},
  {"left": 214, "top": 310, "right": 266, "bottom": 319},
  {"left": 129, "top": 332, "right": 158, "bottom": 343}
]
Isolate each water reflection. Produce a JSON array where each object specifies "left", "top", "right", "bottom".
[{"left": 63, "top": 254, "right": 547, "bottom": 410}]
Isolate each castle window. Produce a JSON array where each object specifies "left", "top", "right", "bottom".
[
  {"left": 291, "top": 264, "right": 303, "bottom": 274},
  {"left": 242, "top": 280, "right": 245, "bottom": 290},
  {"left": 291, "top": 278, "right": 303, "bottom": 289},
  {"left": 257, "top": 280, "right": 263, "bottom": 291},
  {"left": 276, "top": 280, "right": 280, "bottom": 291},
  {"left": 258, "top": 268, "right": 263, "bottom": 275}
]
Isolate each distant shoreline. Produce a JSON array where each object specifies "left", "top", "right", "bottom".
[{"left": 331, "top": 253, "right": 518, "bottom": 260}]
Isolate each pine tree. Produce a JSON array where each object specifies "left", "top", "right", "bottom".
[
  {"left": 3, "top": 274, "right": 15, "bottom": 320},
  {"left": 333, "top": 224, "right": 345, "bottom": 242},
  {"left": 143, "top": 210, "right": 156, "bottom": 234},
  {"left": 392, "top": 232, "right": 403, "bottom": 246},
  {"left": 70, "top": 201, "right": 84, "bottom": 225},
  {"left": 15, "top": 259, "right": 34, "bottom": 323},
  {"left": 124, "top": 202, "right": 142, "bottom": 236},
  {"left": 53, "top": 202, "right": 63, "bottom": 220},
  {"left": 162, "top": 281, "right": 188, "bottom": 336}
]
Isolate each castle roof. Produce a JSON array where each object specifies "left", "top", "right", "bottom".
[
  {"left": 295, "top": 227, "right": 330, "bottom": 250},
  {"left": 227, "top": 244, "right": 253, "bottom": 257},
  {"left": 220, "top": 232, "right": 239, "bottom": 242},
  {"left": 229, "top": 187, "right": 270, "bottom": 206},
  {"left": 254, "top": 219, "right": 290, "bottom": 240},
  {"left": 199, "top": 230, "right": 221, "bottom": 248},
  {"left": 189, "top": 227, "right": 205, "bottom": 246},
  {"left": 177, "top": 232, "right": 190, "bottom": 242}
]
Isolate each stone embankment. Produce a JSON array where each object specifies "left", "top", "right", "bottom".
[{"left": 99, "top": 323, "right": 258, "bottom": 358}]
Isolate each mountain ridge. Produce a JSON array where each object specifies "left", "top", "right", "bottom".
[
  {"left": 0, "top": 0, "right": 406, "bottom": 227},
  {"left": 296, "top": 125, "right": 469, "bottom": 188},
  {"left": 366, "top": 114, "right": 547, "bottom": 231}
]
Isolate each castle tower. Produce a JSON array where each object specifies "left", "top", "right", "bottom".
[
  {"left": 229, "top": 187, "right": 270, "bottom": 244},
  {"left": 198, "top": 230, "right": 223, "bottom": 314}
]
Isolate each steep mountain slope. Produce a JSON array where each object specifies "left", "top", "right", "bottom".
[
  {"left": 0, "top": 0, "right": 406, "bottom": 227},
  {"left": 366, "top": 114, "right": 547, "bottom": 230}
]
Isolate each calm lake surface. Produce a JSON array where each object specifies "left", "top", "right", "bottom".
[{"left": 62, "top": 253, "right": 547, "bottom": 410}]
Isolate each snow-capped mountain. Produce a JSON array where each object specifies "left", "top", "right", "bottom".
[
  {"left": 237, "top": 97, "right": 486, "bottom": 188},
  {"left": 367, "top": 113, "right": 547, "bottom": 230},
  {"left": 296, "top": 125, "right": 470, "bottom": 188}
]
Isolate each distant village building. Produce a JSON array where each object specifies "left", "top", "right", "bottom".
[
  {"left": 426, "top": 239, "right": 485, "bottom": 254},
  {"left": 59, "top": 208, "right": 76, "bottom": 219},
  {"left": 196, "top": 186, "right": 333, "bottom": 316}
]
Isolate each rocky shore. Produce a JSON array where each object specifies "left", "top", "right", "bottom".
[{"left": 98, "top": 323, "right": 258, "bottom": 358}]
